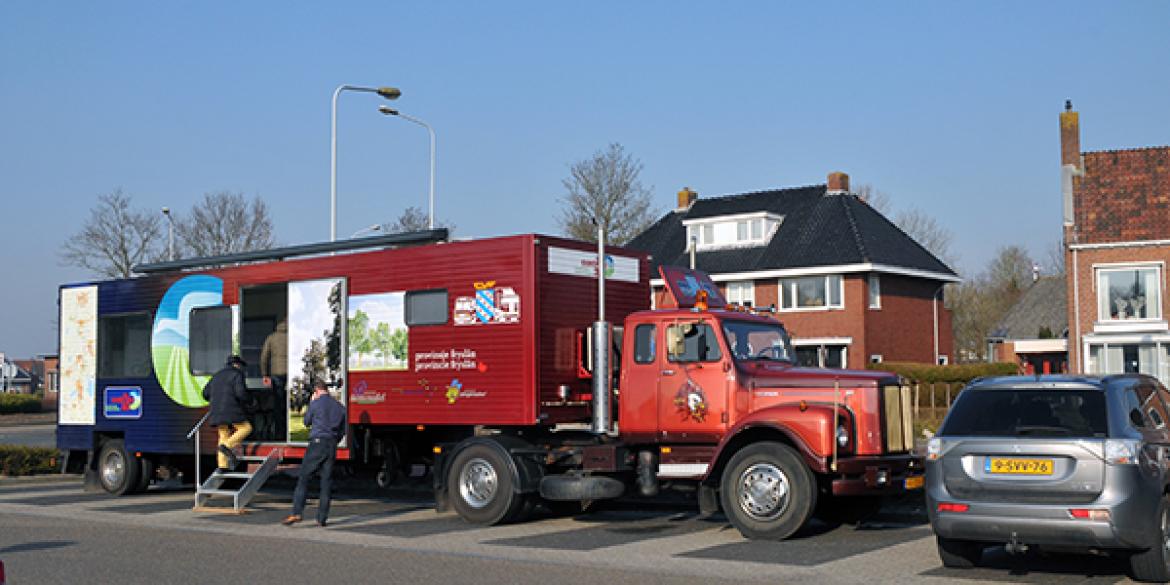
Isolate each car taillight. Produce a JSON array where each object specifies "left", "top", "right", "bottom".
[
  {"left": 926, "top": 437, "right": 942, "bottom": 461},
  {"left": 1105, "top": 439, "right": 1140, "bottom": 465},
  {"left": 1069, "top": 508, "right": 1111, "bottom": 521},
  {"left": 937, "top": 502, "right": 969, "bottom": 513}
]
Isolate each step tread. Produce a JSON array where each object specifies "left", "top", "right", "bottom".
[
  {"left": 198, "top": 488, "right": 243, "bottom": 496},
  {"left": 212, "top": 472, "right": 255, "bottom": 479}
]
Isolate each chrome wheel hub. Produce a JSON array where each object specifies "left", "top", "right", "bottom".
[
  {"left": 459, "top": 458, "right": 498, "bottom": 509},
  {"left": 737, "top": 462, "right": 790, "bottom": 520},
  {"left": 102, "top": 450, "right": 125, "bottom": 488}
]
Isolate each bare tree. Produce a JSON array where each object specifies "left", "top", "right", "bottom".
[
  {"left": 855, "top": 183, "right": 892, "bottom": 214},
  {"left": 174, "top": 191, "right": 274, "bottom": 257},
  {"left": 854, "top": 184, "right": 955, "bottom": 268},
  {"left": 61, "top": 189, "right": 162, "bottom": 278},
  {"left": 893, "top": 208, "right": 957, "bottom": 268},
  {"left": 385, "top": 206, "right": 454, "bottom": 234},
  {"left": 1045, "top": 239, "right": 1067, "bottom": 276},
  {"left": 950, "top": 245, "right": 1037, "bottom": 362},
  {"left": 558, "top": 143, "right": 656, "bottom": 245}
]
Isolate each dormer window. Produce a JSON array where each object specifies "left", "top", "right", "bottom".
[{"left": 683, "top": 212, "right": 782, "bottom": 251}]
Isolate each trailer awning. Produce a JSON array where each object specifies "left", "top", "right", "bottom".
[{"left": 133, "top": 228, "right": 449, "bottom": 274}]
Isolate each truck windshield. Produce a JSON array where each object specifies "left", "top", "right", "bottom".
[{"left": 722, "top": 319, "right": 795, "bottom": 363}]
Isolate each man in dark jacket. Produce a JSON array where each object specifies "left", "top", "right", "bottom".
[
  {"left": 283, "top": 379, "right": 346, "bottom": 527},
  {"left": 201, "top": 355, "right": 252, "bottom": 471}
]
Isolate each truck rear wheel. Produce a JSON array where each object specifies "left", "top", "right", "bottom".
[
  {"left": 448, "top": 444, "right": 523, "bottom": 525},
  {"left": 719, "top": 441, "right": 815, "bottom": 540},
  {"left": 97, "top": 439, "right": 140, "bottom": 496}
]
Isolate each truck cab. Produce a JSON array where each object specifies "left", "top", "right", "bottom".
[{"left": 611, "top": 266, "right": 920, "bottom": 539}]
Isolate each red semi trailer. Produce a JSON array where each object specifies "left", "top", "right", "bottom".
[{"left": 62, "top": 231, "right": 921, "bottom": 540}]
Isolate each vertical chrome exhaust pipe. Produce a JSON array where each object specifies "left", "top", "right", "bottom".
[{"left": 592, "top": 222, "right": 611, "bottom": 435}]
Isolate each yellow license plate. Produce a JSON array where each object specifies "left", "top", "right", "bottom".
[
  {"left": 987, "top": 457, "right": 1053, "bottom": 475},
  {"left": 905, "top": 475, "right": 924, "bottom": 490}
]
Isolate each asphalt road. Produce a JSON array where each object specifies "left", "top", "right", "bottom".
[
  {"left": 0, "top": 475, "right": 1141, "bottom": 584},
  {"left": 0, "top": 423, "right": 55, "bottom": 448}
]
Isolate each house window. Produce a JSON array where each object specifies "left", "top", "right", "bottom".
[
  {"left": 701, "top": 224, "right": 714, "bottom": 245},
  {"left": 794, "top": 343, "right": 847, "bottom": 368},
  {"left": 751, "top": 218, "right": 763, "bottom": 240},
  {"left": 736, "top": 221, "right": 748, "bottom": 241},
  {"left": 725, "top": 281, "right": 755, "bottom": 307},
  {"left": 868, "top": 274, "right": 881, "bottom": 309},
  {"left": 682, "top": 214, "right": 782, "bottom": 251},
  {"left": 780, "top": 275, "right": 843, "bottom": 310},
  {"left": 1097, "top": 265, "right": 1161, "bottom": 321}
]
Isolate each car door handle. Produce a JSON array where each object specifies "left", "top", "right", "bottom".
[{"left": 661, "top": 369, "right": 675, "bottom": 376}]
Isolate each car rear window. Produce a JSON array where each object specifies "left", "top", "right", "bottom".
[{"left": 940, "top": 389, "right": 1108, "bottom": 438}]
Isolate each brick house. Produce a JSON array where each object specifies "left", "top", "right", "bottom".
[
  {"left": 627, "top": 172, "right": 959, "bottom": 369},
  {"left": 1061, "top": 103, "right": 1170, "bottom": 383},
  {"left": 987, "top": 275, "right": 1068, "bottom": 374}
]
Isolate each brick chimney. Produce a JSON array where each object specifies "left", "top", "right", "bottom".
[
  {"left": 1060, "top": 100, "right": 1080, "bottom": 169},
  {"left": 1060, "top": 100, "right": 1082, "bottom": 226},
  {"left": 826, "top": 171, "right": 850, "bottom": 195},
  {"left": 677, "top": 187, "right": 697, "bottom": 211}
]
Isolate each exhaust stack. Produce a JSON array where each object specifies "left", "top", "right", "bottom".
[{"left": 591, "top": 222, "right": 612, "bottom": 434}]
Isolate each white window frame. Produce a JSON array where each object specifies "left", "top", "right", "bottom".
[
  {"left": 681, "top": 212, "right": 783, "bottom": 252},
  {"left": 778, "top": 275, "right": 844, "bottom": 312},
  {"left": 1095, "top": 262, "right": 1163, "bottom": 324},
  {"left": 868, "top": 274, "right": 881, "bottom": 309},
  {"left": 725, "top": 281, "right": 755, "bottom": 307}
]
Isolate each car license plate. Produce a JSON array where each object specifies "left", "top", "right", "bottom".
[
  {"left": 904, "top": 475, "right": 924, "bottom": 490},
  {"left": 986, "top": 457, "right": 1054, "bottom": 475}
]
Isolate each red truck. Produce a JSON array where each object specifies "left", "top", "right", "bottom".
[{"left": 59, "top": 230, "right": 920, "bottom": 540}]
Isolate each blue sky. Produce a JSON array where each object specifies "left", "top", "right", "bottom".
[{"left": 2, "top": 2, "right": 1169, "bottom": 357}]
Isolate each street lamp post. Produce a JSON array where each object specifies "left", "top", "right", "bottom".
[
  {"left": 378, "top": 106, "right": 436, "bottom": 230},
  {"left": 331, "top": 84, "right": 401, "bottom": 241},
  {"left": 162, "top": 207, "right": 175, "bottom": 261}
]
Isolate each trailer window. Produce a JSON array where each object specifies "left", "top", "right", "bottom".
[
  {"left": 634, "top": 324, "right": 656, "bottom": 364},
  {"left": 189, "top": 306, "right": 234, "bottom": 375},
  {"left": 666, "top": 322, "right": 722, "bottom": 363},
  {"left": 406, "top": 289, "right": 448, "bottom": 326},
  {"left": 97, "top": 312, "right": 152, "bottom": 378}
]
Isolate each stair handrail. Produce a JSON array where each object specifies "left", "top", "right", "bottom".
[
  {"left": 187, "top": 411, "right": 211, "bottom": 440},
  {"left": 188, "top": 411, "right": 211, "bottom": 491}
]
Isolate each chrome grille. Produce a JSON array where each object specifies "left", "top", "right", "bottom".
[{"left": 883, "top": 385, "right": 914, "bottom": 453}]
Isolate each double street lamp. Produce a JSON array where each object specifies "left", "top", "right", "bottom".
[
  {"left": 331, "top": 84, "right": 401, "bottom": 241},
  {"left": 378, "top": 106, "right": 436, "bottom": 230}
]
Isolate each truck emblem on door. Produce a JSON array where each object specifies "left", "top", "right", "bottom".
[{"left": 673, "top": 379, "right": 708, "bottom": 422}]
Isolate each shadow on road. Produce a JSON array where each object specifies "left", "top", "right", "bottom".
[{"left": 0, "top": 540, "right": 76, "bottom": 554}]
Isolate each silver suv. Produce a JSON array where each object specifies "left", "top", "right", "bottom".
[{"left": 925, "top": 374, "right": 1170, "bottom": 582}]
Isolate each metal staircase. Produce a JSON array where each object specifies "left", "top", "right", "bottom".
[{"left": 187, "top": 412, "right": 281, "bottom": 513}]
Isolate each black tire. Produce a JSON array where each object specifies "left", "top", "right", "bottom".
[
  {"left": 1129, "top": 497, "right": 1170, "bottom": 582},
  {"left": 447, "top": 443, "right": 524, "bottom": 525},
  {"left": 133, "top": 456, "right": 155, "bottom": 494},
  {"left": 97, "top": 439, "right": 140, "bottom": 496},
  {"left": 936, "top": 536, "right": 984, "bottom": 569},
  {"left": 815, "top": 495, "right": 884, "bottom": 525},
  {"left": 719, "top": 442, "right": 816, "bottom": 540}
]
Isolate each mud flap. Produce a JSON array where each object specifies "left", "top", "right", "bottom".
[
  {"left": 82, "top": 449, "right": 101, "bottom": 493},
  {"left": 698, "top": 484, "right": 719, "bottom": 517}
]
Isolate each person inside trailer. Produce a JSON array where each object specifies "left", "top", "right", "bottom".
[{"left": 260, "top": 320, "right": 289, "bottom": 439}]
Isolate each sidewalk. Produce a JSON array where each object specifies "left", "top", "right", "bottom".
[{"left": 0, "top": 411, "right": 56, "bottom": 427}]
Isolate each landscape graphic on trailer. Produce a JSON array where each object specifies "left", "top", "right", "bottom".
[{"left": 151, "top": 275, "right": 223, "bottom": 408}]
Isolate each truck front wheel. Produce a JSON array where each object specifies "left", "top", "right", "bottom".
[
  {"left": 719, "top": 441, "right": 815, "bottom": 540},
  {"left": 447, "top": 444, "right": 523, "bottom": 525}
]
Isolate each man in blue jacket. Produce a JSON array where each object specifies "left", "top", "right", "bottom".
[
  {"left": 202, "top": 355, "right": 252, "bottom": 471},
  {"left": 283, "top": 379, "right": 346, "bottom": 527}
]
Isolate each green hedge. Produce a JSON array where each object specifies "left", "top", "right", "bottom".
[
  {"left": 0, "top": 393, "right": 42, "bottom": 414},
  {"left": 866, "top": 361, "right": 1020, "bottom": 385},
  {"left": 0, "top": 446, "right": 58, "bottom": 476}
]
